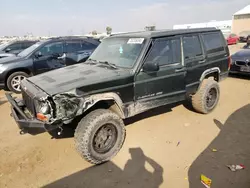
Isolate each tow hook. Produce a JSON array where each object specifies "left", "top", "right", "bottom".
[
  {"left": 57, "top": 127, "right": 63, "bottom": 136},
  {"left": 20, "top": 130, "right": 27, "bottom": 135}
]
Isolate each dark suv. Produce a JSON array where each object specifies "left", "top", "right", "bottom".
[
  {"left": 0, "top": 36, "right": 99, "bottom": 93},
  {"left": 7, "top": 28, "right": 230, "bottom": 164},
  {"left": 0, "top": 40, "right": 37, "bottom": 58}
]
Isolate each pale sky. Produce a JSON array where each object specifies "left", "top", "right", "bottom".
[{"left": 0, "top": 0, "right": 249, "bottom": 36}]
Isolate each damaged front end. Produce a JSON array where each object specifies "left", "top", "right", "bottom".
[
  {"left": 52, "top": 90, "right": 125, "bottom": 124},
  {"left": 7, "top": 78, "right": 123, "bottom": 135},
  {"left": 52, "top": 92, "right": 84, "bottom": 124},
  {"left": 52, "top": 89, "right": 99, "bottom": 124}
]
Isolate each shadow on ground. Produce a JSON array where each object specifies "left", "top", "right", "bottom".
[
  {"left": 229, "top": 73, "right": 250, "bottom": 80},
  {"left": 43, "top": 147, "right": 163, "bottom": 188},
  {"left": 0, "top": 98, "right": 7, "bottom": 106},
  {"left": 50, "top": 101, "right": 192, "bottom": 139},
  {"left": 188, "top": 104, "right": 250, "bottom": 188}
]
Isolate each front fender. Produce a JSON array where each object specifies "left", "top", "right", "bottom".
[
  {"left": 53, "top": 92, "right": 125, "bottom": 123},
  {"left": 83, "top": 92, "right": 125, "bottom": 118}
]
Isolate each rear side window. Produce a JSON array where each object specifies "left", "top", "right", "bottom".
[
  {"left": 145, "top": 37, "right": 182, "bottom": 66},
  {"left": 183, "top": 35, "right": 203, "bottom": 59},
  {"left": 22, "top": 42, "right": 35, "bottom": 49},
  {"left": 38, "top": 42, "right": 64, "bottom": 56},
  {"left": 6, "top": 43, "right": 22, "bottom": 51},
  {"left": 65, "top": 41, "right": 82, "bottom": 53},
  {"left": 202, "top": 32, "right": 224, "bottom": 54},
  {"left": 81, "top": 41, "right": 97, "bottom": 50}
]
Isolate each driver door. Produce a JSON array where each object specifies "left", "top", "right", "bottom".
[
  {"left": 134, "top": 36, "right": 186, "bottom": 111},
  {"left": 33, "top": 42, "right": 65, "bottom": 75}
]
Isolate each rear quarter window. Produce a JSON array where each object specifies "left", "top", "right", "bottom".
[{"left": 202, "top": 32, "right": 225, "bottom": 54}]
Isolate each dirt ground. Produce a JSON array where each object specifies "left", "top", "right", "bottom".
[{"left": 0, "top": 43, "right": 250, "bottom": 188}]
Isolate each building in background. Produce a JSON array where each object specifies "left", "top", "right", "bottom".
[
  {"left": 173, "top": 20, "right": 232, "bottom": 34},
  {"left": 232, "top": 5, "right": 250, "bottom": 35}
]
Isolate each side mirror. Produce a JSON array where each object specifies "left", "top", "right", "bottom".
[
  {"left": 142, "top": 61, "right": 159, "bottom": 72},
  {"left": 34, "top": 51, "right": 43, "bottom": 58},
  {"left": 5, "top": 48, "right": 11, "bottom": 53},
  {"left": 51, "top": 53, "right": 60, "bottom": 59}
]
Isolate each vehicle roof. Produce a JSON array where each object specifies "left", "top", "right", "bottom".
[
  {"left": 45, "top": 36, "right": 100, "bottom": 44},
  {"left": 110, "top": 28, "right": 220, "bottom": 39},
  {"left": 48, "top": 36, "right": 94, "bottom": 41}
]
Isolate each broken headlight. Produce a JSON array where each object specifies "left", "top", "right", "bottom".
[
  {"left": 34, "top": 100, "right": 51, "bottom": 116},
  {"left": 38, "top": 102, "right": 50, "bottom": 114}
]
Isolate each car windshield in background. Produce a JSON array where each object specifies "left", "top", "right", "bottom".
[
  {"left": 18, "top": 41, "right": 43, "bottom": 57},
  {"left": 0, "top": 43, "right": 9, "bottom": 51},
  {"left": 88, "top": 37, "right": 146, "bottom": 68}
]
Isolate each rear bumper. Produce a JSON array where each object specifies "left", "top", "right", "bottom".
[{"left": 6, "top": 93, "right": 61, "bottom": 135}]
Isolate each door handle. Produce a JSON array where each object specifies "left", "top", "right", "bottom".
[
  {"left": 175, "top": 68, "right": 185, "bottom": 72},
  {"left": 199, "top": 60, "right": 206, "bottom": 64}
]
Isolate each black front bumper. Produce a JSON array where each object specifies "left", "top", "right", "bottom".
[
  {"left": 6, "top": 93, "right": 61, "bottom": 135},
  {"left": 230, "top": 64, "right": 250, "bottom": 76}
]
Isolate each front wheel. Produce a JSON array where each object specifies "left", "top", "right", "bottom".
[
  {"left": 7, "top": 71, "right": 29, "bottom": 94},
  {"left": 192, "top": 79, "right": 220, "bottom": 114},
  {"left": 74, "top": 109, "right": 126, "bottom": 164}
]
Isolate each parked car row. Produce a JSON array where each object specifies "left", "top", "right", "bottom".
[
  {"left": 223, "top": 33, "right": 239, "bottom": 45},
  {"left": 239, "top": 31, "right": 250, "bottom": 42},
  {"left": 0, "top": 36, "right": 100, "bottom": 93},
  {"left": 222, "top": 31, "right": 250, "bottom": 45},
  {"left": 0, "top": 40, "right": 38, "bottom": 58}
]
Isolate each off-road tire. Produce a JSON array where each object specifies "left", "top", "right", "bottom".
[
  {"left": 7, "top": 71, "right": 29, "bottom": 94},
  {"left": 192, "top": 79, "right": 220, "bottom": 114},
  {"left": 74, "top": 109, "right": 126, "bottom": 164}
]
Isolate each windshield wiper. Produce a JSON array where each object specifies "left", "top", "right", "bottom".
[
  {"left": 97, "top": 60, "right": 118, "bottom": 69},
  {"left": 86, "top": 58, "right": 98, "bottom": 64},
  {"left": 87, "top": 59, "right": 118, "bottom": 69}
]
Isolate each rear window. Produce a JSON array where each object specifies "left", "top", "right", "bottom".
[
  {"left": 22, "top": 42, "right": 36, "bottom": 49},
  {"left": 202, "top": 32, "right": 224, "bottom": 54},
  {"left": 65, "top": 41, "right": 82, "bottom": 53},
  {"left": 82, "top": 41, "right": 97, "bottom": 50}
]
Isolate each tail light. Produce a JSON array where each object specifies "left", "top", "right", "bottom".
[{"left": 228, "top": 56, "right": 232, "bottom": 70}]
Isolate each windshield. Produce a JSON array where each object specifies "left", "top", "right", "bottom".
[
  {"left": 0, "top": 42, "right": 9, "bottom": 51},
  {"left": 89, "top": 37, "right": 146, "bottom": 68},
  {"left": 18, "top": 41, "right": 44, "bottom": 57}
]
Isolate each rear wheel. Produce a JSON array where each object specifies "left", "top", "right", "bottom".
[
  {"left": 74, "top": 109, "right": 126, "bottom": 164},
  {"left": 7, "top": 72, "right": 29, "bottom": 94},
  {"left": 192, "top": 79, "right": 220, "bottom": 114}
]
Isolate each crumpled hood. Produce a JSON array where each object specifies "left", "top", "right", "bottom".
[{"left": 27, "top": 63, "right": 133, "bottom": 95}]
